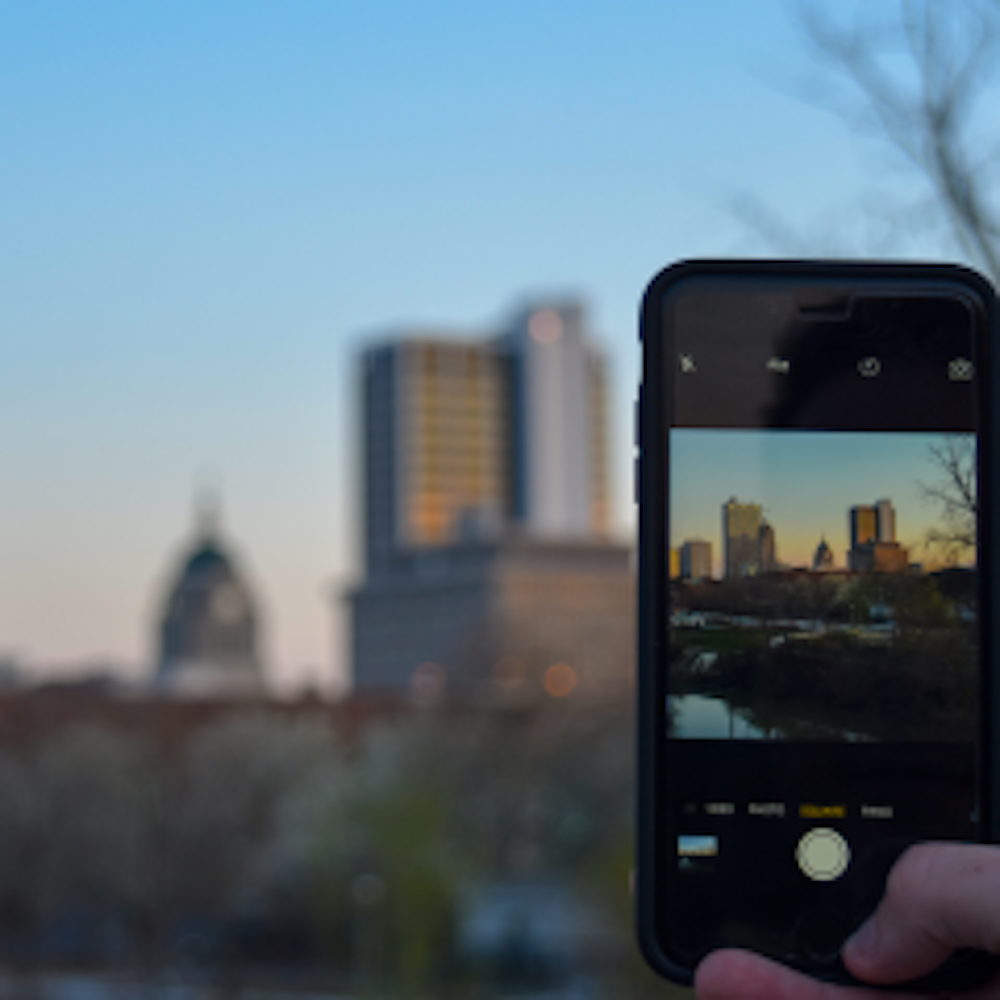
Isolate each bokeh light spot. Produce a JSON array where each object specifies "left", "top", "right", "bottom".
[
  {"left": 544, "top": 662, "right": 577, "bottom": 697},
  {"left": 528, "top": 308, "right": 563, "bottom": 345}
]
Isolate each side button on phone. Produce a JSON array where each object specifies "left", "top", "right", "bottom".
[{"left": 635, "top": 385, "right": 643, "bottom": 448}]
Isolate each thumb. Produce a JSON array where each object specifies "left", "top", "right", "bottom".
[{"left": 843, "top": 842, "right": 1000, "bottom": 985}]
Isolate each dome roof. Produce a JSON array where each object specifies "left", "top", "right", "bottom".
[
  {"left": 813, "top": 537, "right": 834, "bottom": 570},
  {"left": 184, "top": 541, "right": 229, "bottom": 571},
  {"left": 155, "top": 520, "right": 264, "bottom": 695}
]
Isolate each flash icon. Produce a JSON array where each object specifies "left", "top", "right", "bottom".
[{"left": 679, "top": 354, "right": 697, "bottom": 374}]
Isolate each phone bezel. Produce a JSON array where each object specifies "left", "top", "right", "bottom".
[{"left": 636, "top": 259, "right": 997, "bottom": 986}]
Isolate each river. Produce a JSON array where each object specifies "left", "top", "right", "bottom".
[{"left": 669, "top": 693, "right": 875, "bottom": 741}]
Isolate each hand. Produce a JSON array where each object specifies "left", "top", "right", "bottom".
[{"left": 695, "top": 842, "right": 1000, "bottom": 1000}]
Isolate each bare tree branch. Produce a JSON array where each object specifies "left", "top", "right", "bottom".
[
  {"left": 919, "top": 435, "right": 977, "bottom": 563},
  {"left": 792, "top": 0, "right": 1000, "bottom": 277}
]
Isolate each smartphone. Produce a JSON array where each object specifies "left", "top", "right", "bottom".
[{"left": 636, "top": 261, "right": 997, "bottom": 987}]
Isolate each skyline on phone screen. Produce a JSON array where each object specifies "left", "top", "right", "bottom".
[
  {"left": 670, "top": 430, "right": 975, "bottom": 577},
  {"left": 667, "top": 428, "right": 977, "bottom": 742}
]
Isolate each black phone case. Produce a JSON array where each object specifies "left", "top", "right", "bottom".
[{"left": 636, "top": 259, "right": 998, "bottom": 989}]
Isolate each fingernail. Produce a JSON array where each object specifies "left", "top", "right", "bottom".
[{"left": 846, "top": 917, "right": 878, "bottom": 959}]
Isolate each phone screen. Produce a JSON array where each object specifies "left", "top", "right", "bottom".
[{"left": 654, "top": 276, "right": 985, "bottom": 973}]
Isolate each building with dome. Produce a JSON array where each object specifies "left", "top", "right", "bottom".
[
  {"left": 813, "top": 537, "right": 834, "bottom": 571},
  {"left": 155, "top": 506, "right": 265, "bottom": 697}
]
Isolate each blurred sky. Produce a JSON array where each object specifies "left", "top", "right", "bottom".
[{"left": 0, "top": 1, "right": 961, "bottom": 692}]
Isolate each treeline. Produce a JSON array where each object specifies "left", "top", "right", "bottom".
[
  {"left": 0, "top": 703, "right": 666, "bottom": 997},
  {"left": 675, "top": 569, "right": 975, "bottom": 626}
]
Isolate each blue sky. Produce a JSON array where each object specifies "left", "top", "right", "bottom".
[{"left": 0, "top": 1, "right": 971, "bottom": 691}]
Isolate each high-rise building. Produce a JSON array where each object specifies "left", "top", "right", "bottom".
[
  {"left": 875, "top": 498, "right": 896, "bottom": 542},
  {"left": 361, "top": 302, "right": 609, "bottom": 575},
  {"left": 849, "top": 499, "right": 907, "bottom": 572},
  {"left": 759, "top": 521, "right": 776, "bottom": 573},
  {"left": 502, "top": 303, "right": 609, "bottom": 540},
  {"left": 851, "top": 505, "right": 878, "bottom": 547},
  {"left": 680, "top": 540, "right": 712, "bottom": 581},
  {"left": 362, "top": 339, "right": 507, "bottom": 570},
  {"left": 723, "top": 498, "right": 763, "bottom": 578},
  {"left": 349, "top": 300, "right": 629, "bottom": 699},
  {"left": 669, "top": 548, "right": 681, "bottom": 580}
]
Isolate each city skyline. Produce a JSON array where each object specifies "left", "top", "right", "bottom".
[
  {"left": 671, "top": 430, "right": 974, "bottom": 577},
  {"left": 680, "top": 495, "right": 905, "bottom": 578}
]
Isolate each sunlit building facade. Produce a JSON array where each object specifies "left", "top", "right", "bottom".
[
  {"left": 363, "top": 339, "right": 508, "bottom": 569},
  {"left": 850, "top": 504, "right": 881, "bottom": 547},
  {"left": 361, "top": 301, "right": 610, "bottom": 573},
  {"left": 669, "top": 548, "right": 681, "bottom": 580}
]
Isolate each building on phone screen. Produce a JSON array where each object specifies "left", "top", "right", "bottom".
[
  {"left": 759, "top": 520, "right": 777, "bottom": 572},
  {"left": 680, "top": 540, "right": 712, "bottom": 581},
  {"left": 848, "top": 499, "right": 909, "bottom": 572},
  {"left": 722, "top": 498, "right": 762, "bottom": 578},
  {"left": 346, "top": 299, "right": 633, "bottom": 702},
  {"left": 813, "top": 537, "right": 835, "bottom": 571}
]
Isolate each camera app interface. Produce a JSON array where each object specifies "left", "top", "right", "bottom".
[{"left": 663, "top": 287, "right": 979, "bottom": 966}]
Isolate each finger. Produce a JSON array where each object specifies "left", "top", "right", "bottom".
[
  {"left": 695, "top": 949, "right": 908, "bottom": 1000},
  {"left": 844, "top": 842, "right": 1000, "bottom": 985}
]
